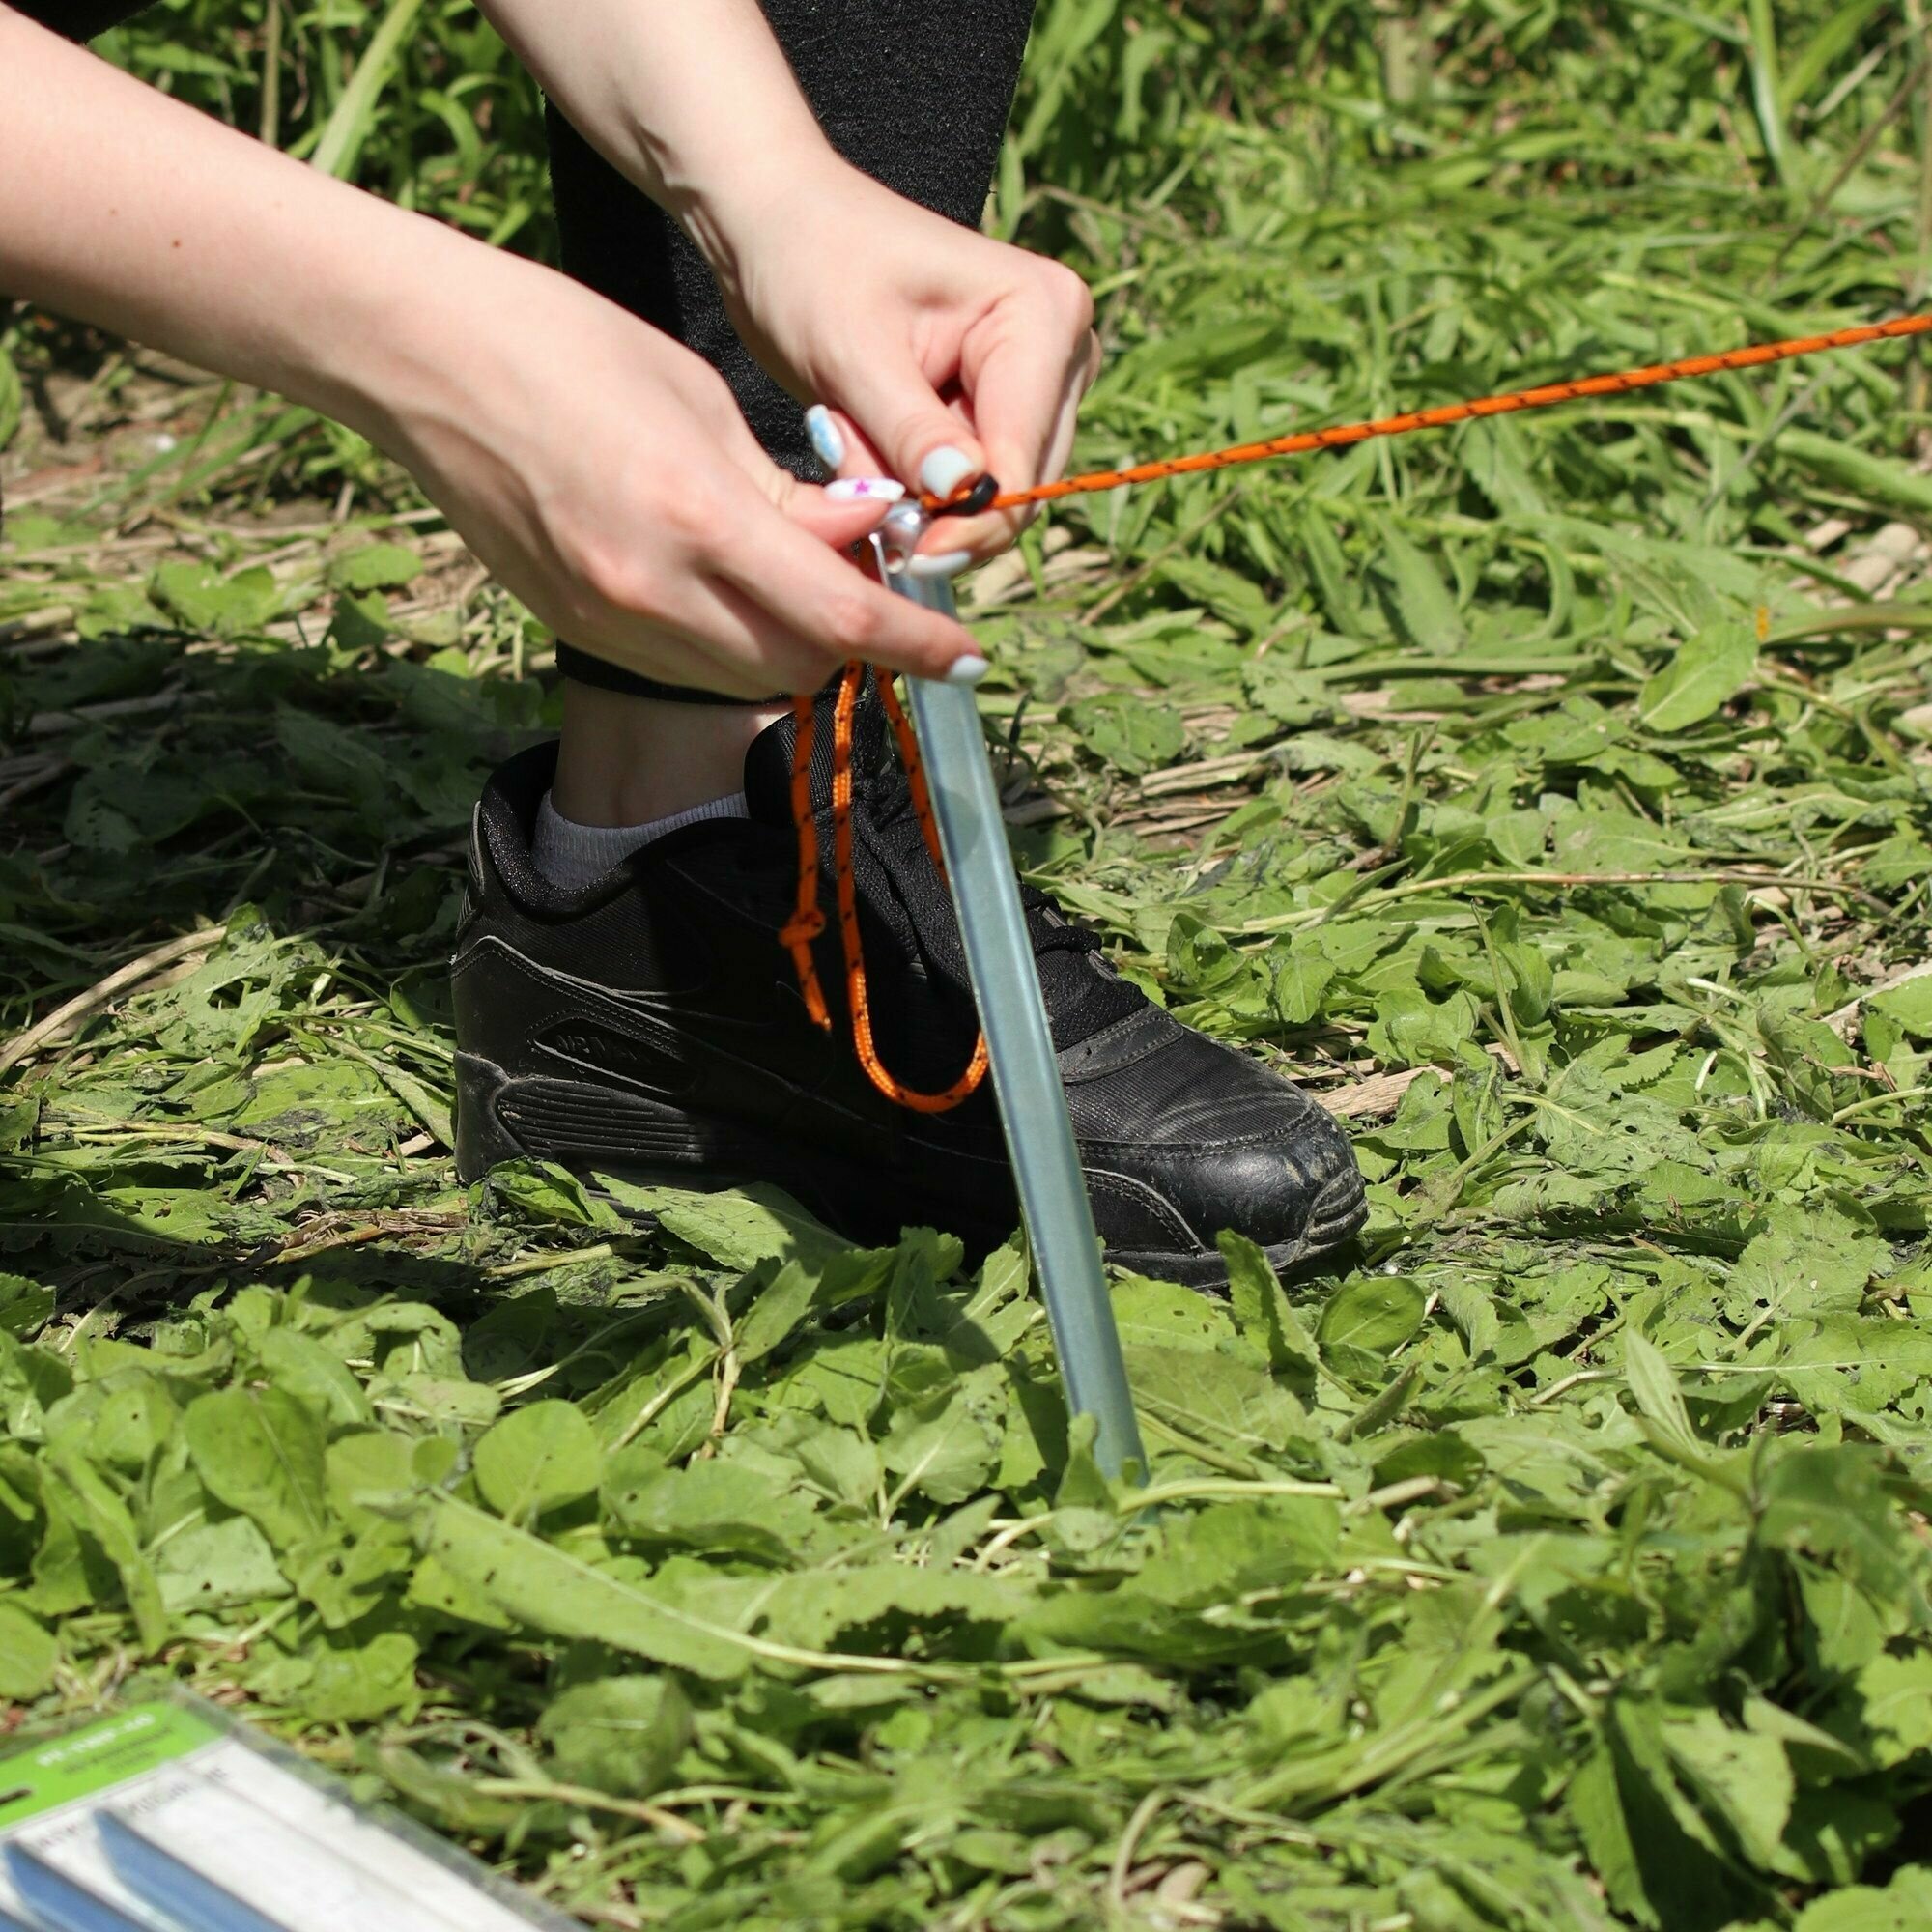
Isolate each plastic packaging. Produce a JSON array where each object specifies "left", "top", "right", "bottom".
[{"left": 0, "top": 1699, "right": 571, "bottom": 1932}]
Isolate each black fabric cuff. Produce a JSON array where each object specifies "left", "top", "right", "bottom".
[{"left": 554, "top": 641, "right": 781, "bottom": 707}]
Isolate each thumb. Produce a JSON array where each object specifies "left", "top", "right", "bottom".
[
  {"left": 835, "top": 349, "right": 987, "bottom": 507},
  {"left": 774, "top": 473, "right": 906, "bottom": 549}
]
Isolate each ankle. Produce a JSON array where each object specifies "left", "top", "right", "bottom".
[{"left": 550, "top": 682, "right": 787, "bottom": 826}]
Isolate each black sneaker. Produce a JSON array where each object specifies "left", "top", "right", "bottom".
[{"left": 451, "top": 688, "right": 1365, "bottom": 1287}]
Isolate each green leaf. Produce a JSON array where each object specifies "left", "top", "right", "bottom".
[
  {"left": 1756, "top": 1447, "right": 1912, "bottom": 1605},
  {"left": 537, "top": 1676, "right": 693, "bottom": 1798},
  {"left": 184, "top": 1386, "right": 330, "bottom": 1551},
  {"left": 1318, "top": 1275, "right": 1427, "bottom": 1360},
  {"left": 1300, "top": 505, "right": 1371, "bottom": 636},
  {"left": 326, "top": 1430, "right": 422, "bottom": 1528},
  {"left": 155, "top": 1513, "right": 290, "bottom": 1614},
  {"left": 1603, "top": 1696, "right": 1762, "bottom": 1926},
  {"left": 601, "top": 1178, "right": 848, "bottom": 1271},
  {"left": 85, "top": 1375, "right": 180, "bottom": 1477},
  {"left": 1869, "top": 974, "right": 1932, "bottom": 1041},
  {"left": 487, "top": 1158, "right": 623, "bottom": 1231},
  {"left": 735, "top": 1259, "right": 818, "bottom": 1367},
  {"left": 1064, "top": 692, "right": 1185, "bottom": 774},
  {"left": 1378, "top": 523, "right": 1467, "bottom": 651},
  {"left": 43, "top": 1445, "right": 167, "bottom": 1653},
  {"left": 1220, "top": 1231, "right": 1320, "bottom": 1383},
  {"left": 327, "top": 589, "right": 395, "bottom": 653},
  {"left": 473, "top": 1401, "right": 601, "bottom": 1520},
  {"left": 0, "top": 1330, "right": 71, "bottom": 1442},
  {"left": 0, "top": 1601, "right": 56, "bottom": 1698},
  {"left": 1778, "top": 0, "right": 1889, "bottom": 112},
  {"left": 603, "top": 1456, "right": 812, "bottom": 1563},
  {"left": 0, "top": 1273, "right": 54, "bottom": 1340},
  {"left": 1852, "top": 1650, "right": 1932, "bottom": 1769},
  {"left": 1271, "top": 948, "right": 1336, "bottom": 1025},
  {"left": 1134, "top": 1497, "right": 1340, "bottom": 1603},
  {"left": 1635, "top": 624, "right": 1756, "bottom": 731},
  {"left": 1793, "top": 1868, "right": 1932, "bottom": 1932},
  {"left": 882, "top": 1378, "right": 1003, "bottom": 1506},
  {"left": 1780, "top": 428, "right": 1932, "bottom": 518},
  {"left": 327, "top": 542, "right": 424, "bottom": 592},
  {"left": 1661, "top": 1707, "right": 1792, "bottom": 1868},
  {"left": 1722, "top": 1211, "right": 1883, "bottom": 1328},
  {"left": 763, "top": 1565, "right": 1031, "bottom": 1653},
  {"left": 1166, "top": 911, "right": 1242, "bottom": 993},
  {"left": 1488, "top": 906, "right": 1554, "bottom": 1026},
  {"left": 1622, "top": 1331, "right": 1696, "bottom": 1443},
  {"left": 150, "top": 561, "right": 282, "bottom": 639},
  {"left": 252, "top": 1329, "right": 373, "bottom": 1429},
  {"left": 0, "top": 1098, "right": 37, "bottom": 1158},
  {"left": 784, "top": 1419, "right": 883, "bottom": 1509},
  {"left": 309, "top": 0, "right": 427, "bottom": 179},
  {"left": 1243, "top": 662, "right": 1330, "bottom": 727},
  {"left": 418, "top": 1496, "right": 758, "bottom": 1680},
  {"left": 1366, "top": 987, "right": 1481, "bottom": 1067},
  {"left": 301, "top": 1630, "right": 421, "bottom": 1723}
]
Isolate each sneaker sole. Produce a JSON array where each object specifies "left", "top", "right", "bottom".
[{"left": 456, "top": 1053, "right": 1365, "bottom": 1290}]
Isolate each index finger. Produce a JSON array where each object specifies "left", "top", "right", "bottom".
[
  {"left": 932, "top": 293, "right": 1098, "bottom": 557},
  {"left": 714, "top": 490, "right": 986, "bottom": 685}
]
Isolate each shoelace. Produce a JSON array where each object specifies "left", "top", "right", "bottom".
[{"left": 858, "top": 695, "right": 1106, "bottom": 967}]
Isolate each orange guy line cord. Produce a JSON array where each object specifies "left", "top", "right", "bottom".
[
  {"left": 783, "top": 663, "right": 991, "bottom": 1115},
  {"left": 920, "top": 312, "right": 1932, "bottom": 515}
]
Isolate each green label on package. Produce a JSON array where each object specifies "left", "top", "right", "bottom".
[
  {"left": 0, "top": 1697, "right": 565, "bottom": 1932},
  {"left": 0, "top": 1703, "right": 219, "bottom": 1830}
]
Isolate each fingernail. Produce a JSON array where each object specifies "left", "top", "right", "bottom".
[
  {"left": 919, "top": 445, "right": 976, "bottom": 501},
  {"left": 945, "top": 653, "right": 990, "bottom": 686},
  {"left": 908, "top": 550, "right": 972, "bottom": 579},
  {"left": 805, "top": 404, "right": 845, "bottom": 470},
  {"left": 824, "top": 476, "right": 906, "bottom": 503}
]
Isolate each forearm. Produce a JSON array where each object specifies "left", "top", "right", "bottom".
[
  {"left": 0, "top": 5, "right": 493, "bottom": 447},
  {"left": 476, "top": 0, "right": 849, "bottom": 275},
  {"left": 0, "top": 7, "right": 980, "bottom": 692}
]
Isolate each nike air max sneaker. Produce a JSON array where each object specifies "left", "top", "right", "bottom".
[{"left": 451, "top": 688, "right": 1365, "bottom": 1286}]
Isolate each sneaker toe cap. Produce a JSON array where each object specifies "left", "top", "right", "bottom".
[{"left": 1073, "top": 1031, "right": 1365, "bottom": 1260}]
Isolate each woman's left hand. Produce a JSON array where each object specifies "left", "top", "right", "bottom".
[{"left": 701, "top": 156, "right": 1101, "bottom": 565}]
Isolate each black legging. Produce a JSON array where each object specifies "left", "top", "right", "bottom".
[{"left": 17, "top": 0, "right": 1037, "bottom": 702}]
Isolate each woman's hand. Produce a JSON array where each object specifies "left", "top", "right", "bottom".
[
  {"left": 373, "top": 251, "right": 989, "bottom": 696},
  {"left": 0, "top": 11, "right": 989, "bottom": 698},
  {"left": 479, "top": 1, "right": 1098, "bottom": 564},
  {"left": 706, "top": 156, "right": 1101, "bottom": 566}
]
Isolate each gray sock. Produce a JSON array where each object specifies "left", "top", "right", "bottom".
[{"left": 531, "top": 788, "right": 749, "bottom": 891}]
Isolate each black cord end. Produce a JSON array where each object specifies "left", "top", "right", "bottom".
[{"left": 928, "top": 473, "right": 1000, "bottom": 519}]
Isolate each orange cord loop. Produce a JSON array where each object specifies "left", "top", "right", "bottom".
[{"left": 783, "top": 663, "right": 990, "bottom": 1115}]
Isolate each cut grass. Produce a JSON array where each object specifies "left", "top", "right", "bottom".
[{"left": 2, "top": 4, "right": 1930, "bottom": 1927}]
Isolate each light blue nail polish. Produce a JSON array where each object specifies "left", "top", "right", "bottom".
[
  {"left": 907, "top": 550, "right": 973, "bottom": 580},
  {"left": 919, "top": 446, "right": 976, "bottom": 501},
  {"left": 806, "top": 405, "right": 845, "bottom": 471},
  {"left": 944, "top": 654, "right": 990, "bottom": 686}
]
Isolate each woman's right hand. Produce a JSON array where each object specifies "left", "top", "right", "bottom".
[{"left": 366, "top": 251, "right": 985, "bottom": 698}]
